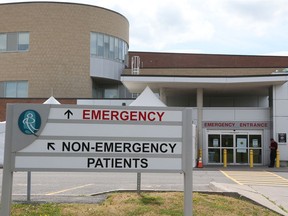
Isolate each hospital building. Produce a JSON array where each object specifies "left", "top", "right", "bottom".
[{"left": 0, "top": 2, "right": 288, "bottom": 166}]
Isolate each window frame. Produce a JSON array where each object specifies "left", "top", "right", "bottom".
[
  {"left": 0, "top": 81, "right": 28, "bottom": 98},
  {"left": 90, "top": 32, "right": 128, "bottom": 64},
  {"left": 0, "top": 32, "right": 30, "bottom": 53}
]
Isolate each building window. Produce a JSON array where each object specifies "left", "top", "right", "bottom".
[
  {"left": 0, "top": 34, "right": 7, "bottom": 51},
  {"left": 90, "top": 33, "right": 97, "bottom": 55},
  {"left": 90, "top": 32, "right": 128, "bottom": 64},
  {"left": 0, "top": 81, "right": 28, "bottom": 97},
  {"left": 104, "top": 88, "right": 118, "bottom": 98},
  {"left": 97, "top": 33, "right": 104, "bottom": 57},
  {"left": 18, "top": 32, "right": 30, "bottom": 51},
  {"left": 0, "top": 32, "right": 30, "bottom": 52},
  {"left": 132, "top": 93, "right": 140, "bottom": 98}
]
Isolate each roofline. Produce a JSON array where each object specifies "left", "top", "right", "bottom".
[
  {"left": 121, "top": 73, "right": 288, "bottom": 79},
  {"left": 128, "top": 51, "right": 288, "bottom": 58},
  {"left": 0, "top": 1, "right": 129, "bottom": 23},
  {"left": 125, "top": 67, "right": 287, "bottom": 69},
  {"left": 121, "top": 74, "right": 288, "bottom": 93}
]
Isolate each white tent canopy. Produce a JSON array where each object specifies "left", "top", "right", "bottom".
[
  {"left": 43, "top": 96, "right": 60, "bottom": 104},
  {"left": 129, "top": 86, "right": 166, "bottom": 107}
]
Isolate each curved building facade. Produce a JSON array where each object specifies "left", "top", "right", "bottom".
[
  {"left": 0, "top": 2, "right": 129, "bottom": 98},
  {"left": 1, "top": 2, "right": 288, "bottom": 167}
]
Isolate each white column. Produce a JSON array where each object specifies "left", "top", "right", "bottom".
[
  {"left": 160, "top": 88, "right": 167, "bottom": 105},
  {"left": 197, "top": 88, "right": 203, "bottom": 154}
]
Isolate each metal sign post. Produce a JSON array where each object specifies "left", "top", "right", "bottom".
[
  {"left": 1, "top": 104, "right": 193, "bottom": 216},
  {"left": 1, "top": 106, "right": 14, "bottom": 216},
  {"left": 183, "top": 108, "right": 193, "bottom": 216}
]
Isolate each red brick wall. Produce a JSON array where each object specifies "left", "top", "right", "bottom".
[
  {"left": 0, "top": 98, "right": 76, "bottom": 121},
  {"left": 128, "top": 52, "right": 288, "bottom": 68}
]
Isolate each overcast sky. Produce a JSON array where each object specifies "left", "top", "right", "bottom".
[{"left": 2, "top": 0, "right": 288, "bottom": 56}]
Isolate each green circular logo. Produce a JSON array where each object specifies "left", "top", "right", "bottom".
[{"left": 18, "top": 110, "right": 41, "bottom": 135}]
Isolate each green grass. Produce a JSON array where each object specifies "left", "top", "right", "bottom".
[{"left": 10, "top": 192, "right": 280, "bottom": 216}]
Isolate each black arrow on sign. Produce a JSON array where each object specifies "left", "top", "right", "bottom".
[
  {"left": 47, "top": 142, "right": 55, "bottom": 151},
  {"left": 64, "top": 109, "right": 73, "bottom": 119}
]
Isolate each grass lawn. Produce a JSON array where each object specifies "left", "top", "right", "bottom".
[{"left": 10, "top": 192, "right": 280, "bottom": 216}]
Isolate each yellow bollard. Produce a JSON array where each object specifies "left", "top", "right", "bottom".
[
  {"left": 198, "top": 148, "right": 202, "bottom": 158},
  {"left": 276, "top": 149, "right": 280, "bottom": 168},
  {"left": 223, "top": 149, "right": 227, "bottom": 168},
  {"left": 250, "top": 149, "right": 253, "bottom": 168}
]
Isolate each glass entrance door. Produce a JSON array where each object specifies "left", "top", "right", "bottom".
[
  {"left": 236, "top": 134, "right": 248, "bottom": 164},
  {"left": 207, "top": 131, "right": 263, "bottom": 165}
]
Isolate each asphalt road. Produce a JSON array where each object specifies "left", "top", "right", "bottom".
[
  {"left": 0, "top": 167, "right": 288, "bottom": 213},
  {"left": 0, "top": 169, "right": 232, "bottom": 202}
]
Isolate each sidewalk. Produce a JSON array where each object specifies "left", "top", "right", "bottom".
[
  {"left": 195, "top": 166, "right": 288, "bottom": 216},
  {"left": 209, "top": 182, "right": 287, "bottom": 216}
]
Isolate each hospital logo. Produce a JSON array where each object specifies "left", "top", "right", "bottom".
[{"left": 18, "top": 110, "right": 41, "bottom": 135}]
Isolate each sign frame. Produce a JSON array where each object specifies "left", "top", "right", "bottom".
[{"left": 1, "top": 104, "right": 193, "bottom": 216}]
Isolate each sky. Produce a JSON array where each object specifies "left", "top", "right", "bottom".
[{"left": 1, "top": 0, "right": 288, "bottom": 56}]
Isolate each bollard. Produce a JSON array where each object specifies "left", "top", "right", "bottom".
[
  {"left": 198, "top": 148, "right": 202, "bottom": 159},
  {"left": 249, "top": 149, "right": 253, "bottom": 168},
  {"left": 223, "top": 149, "right": 227, "bottom": 168},
  {"left": 276, "top": 149, "right": 280, "bottom": 168}
]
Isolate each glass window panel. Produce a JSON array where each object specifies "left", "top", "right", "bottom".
[
  {"left": 118, "top": 39, "right": 122, "bottom": 62},
  {"left": 222, "top": 149, "right": 233, "bottom": 163},
  {"left": 249, "top": 134, "right": 261, "bottom": 148},
  {"left": 0, "top": 34, "right": 7, "bottom": 51},
  {"left": 253, "top": 149, "right": 262, "bottom": 163},
  {"left": 97, "top": 33, "right": 104, "bottom": 57},
  {"left": 104, "top": 88, "right": 118, "bottom": 98},
  {"left": 114, "top": 38, "right": 119, "bottom": 60},
  {"left": 236, "top": 151, "right": 248, "bottom": 163},
  {"left": 18, "top": 32, "right": 29, "bottom": 50},
  {"left": 5, "top": 82, "right": 17, "bottom": 97},
  {"left": 109, "top": 36, "right": 114, "bottom": 59},
  {"left": 118, "top": 40, "right": 123, "bottom": 61},
  {"left": 7, "top": 32, "right": 18, "bottom": 51},
  {"left": 104, "top": 35, "right": 109, "bottom": 58},
  {"left": 90, "top": 33, "right": 97, "bottom": 55},
  {"left": 0, "top": 82, "right": 4, "bottom": 97},
  {"left": 208, "top": 149, "right": 220, "bottom": 163},
  {"left": 236, "top": 135, "right": 247, "bottom": 153},
  {"left": 221, "top": 134, "right": 233, "bottom": 148},
  {"left": 208, "top": 134, "right": 220, "bottom": 147},
  {"left": 17, "top": 81, "right": 28, "bottom": 97},
  {"left": 124, "top": 43, "right": 128, "bottom": 66},
  {"left": 132, "top": 93, "right": 140, "bottom": 98}
]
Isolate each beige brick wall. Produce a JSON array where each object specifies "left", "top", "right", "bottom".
[{"left": 0, "top": 2, "right": 129, "bottom": 98}]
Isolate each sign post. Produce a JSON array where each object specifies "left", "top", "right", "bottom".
[
  {"left": 183, "top": 108, "right": 193, "bottom": 216},
  {"left": 1, "top": 104, "right": 193, "bottom": 216}
]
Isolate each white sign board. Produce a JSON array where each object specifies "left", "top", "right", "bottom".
[
  {"left": 1, "top": 104, "right": 193, "bottom": 215},
  {"left": 5, "top": 105, "right": 186, "bottom": 172},
  {"left": 237, "top": 138, "right": 247, "bottom": 153}
]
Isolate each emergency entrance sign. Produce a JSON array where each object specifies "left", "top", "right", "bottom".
[{"left": 1, "top": 104, "right": 193, "bottom": 215}]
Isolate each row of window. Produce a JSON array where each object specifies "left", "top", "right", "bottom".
[
  {"left": 0, "top": 32, "right": 30, "bottom": 52},
  {"left": 90, "top": 32, "right": 128, "bottom": 64},
  {"left": 0, "top": 81, "right": 28, "bottom": 98}
]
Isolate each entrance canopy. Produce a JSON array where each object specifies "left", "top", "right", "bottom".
[{"left": 121, "top": 74, "right": 288, "bottom": 96}]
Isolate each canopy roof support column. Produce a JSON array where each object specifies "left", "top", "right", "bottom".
[
  {"left": 160, "top": 88, "right": 167, "bottom": 105},
  {"left": 197, "top": 88, "right": 203, "bottom": 155}
]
